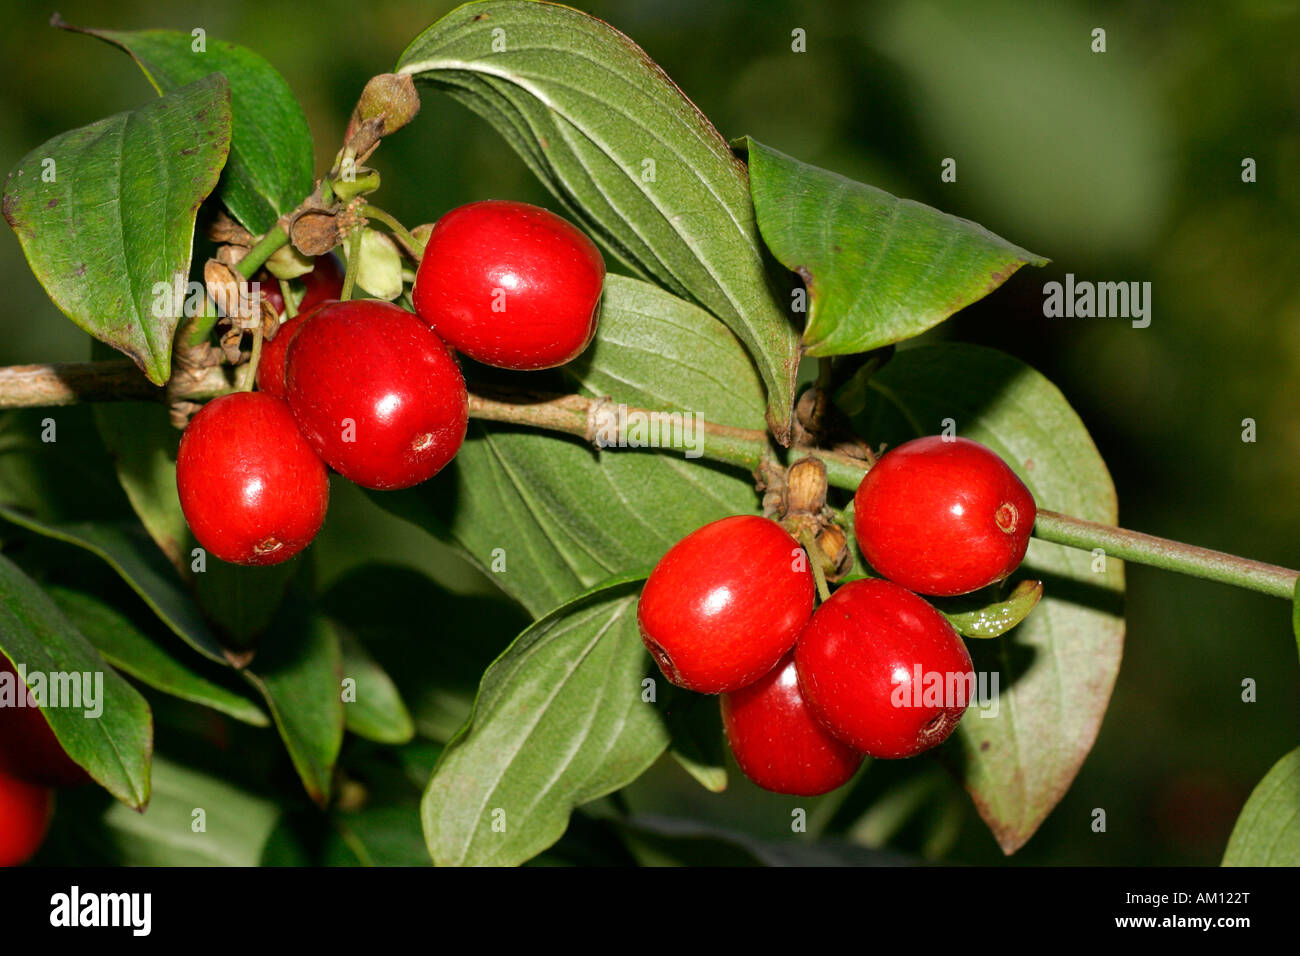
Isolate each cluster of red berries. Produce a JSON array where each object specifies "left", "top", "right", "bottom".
[
  {"left": 0, "top": 656, "right": 89, "bottom": 866},
  {"left": 178, "top": 201, "right": 605, "bottom": 566},
  {"left": 638, "top": 436, "right": 1036, "bottom": 796}
]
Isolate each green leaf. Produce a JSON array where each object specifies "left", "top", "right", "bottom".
[
  {"left": 938, "top": 580, "right": 1044, "bottom": 639},
  {"left": 744, "top": 138, "right": 1046, "bottom": 357},
  {"left": 0, "top": 553, "right": 152, "bottom": 808},
  {"left": 59, "top": 21, "right": 315, "bottom": 234},
  {"left": 0, "top": 406, "right": 225, "bottom": 663},
  {"left": 2, "top": 76, "right": 231, "bottom": 384},
  {"left": 1223, "top": 746, "right": 1300, "bottom": 866},
  {"left": 328, "top": 806, "right": 432, "bottom": 867},
  {"left": 92, "top": 398, "right": 192, "bottom": 574},
  {"left": 396, "top": 1, "right": 800, "bottom": 440},
  {"left": 48, "top": 586, "right": 268, "bottom": 727},
  {"left": 321, "top": 564, "right": 525, "bottom": 743},
  {"left": 371, "top": 275, "right": 765, "bottom": 617},
  {"left": 842, "top": 344, "right": 1124, "bottom": 854},
  {"left": 667, "top": 691, "right": 728, "bottom": 793},
  {"left": 96, "top": 755, "right": 281, "bottom": 865},
  {"left": 422, "top": 575, "right": 668, "bottom": 866},
  {"left": 0, "top": 507, "right": 227, "bottom": 666},
  {"left": 241, "top": 598, "right": 344, "bottom": 806},
  {"left": 338, "top": 629, "right": 415, "bottom": 745}
]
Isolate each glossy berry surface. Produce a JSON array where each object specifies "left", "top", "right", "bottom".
[
  {"left": 0, "top": 656, "right": 88, "bottom": 788},
  {"left": 854, "top": 436, "right": 1036, "bottom": 596},
  {"left": 177, "top": 391, "right": 329, "bottom": 566},
  {"left": 256, "top": 301, "right": 333, "bottom": 399},
  {"left": 412, "top": 200, "right": 605, "bottom": 370},
  {"left": 0, "top": 770, "right": 51, "bottom": 867},
  {"left": 286, "top": 300, "right": 468, "bottom": 490},
  {"left": 794, "top": 578, "right": 974, "bottom": 759},
  {"left": 637, "top": 515, "right": 815, "bottom": 694},
  {"left": 722, "top": 654, "right": 863, "bottom": 796}
]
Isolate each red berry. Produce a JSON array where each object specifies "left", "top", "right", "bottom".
[
  {"left": 177, "top": 391, "right": 330, "bottom": 566},
  {"left": 853, "top": 436, "right": 1036, "bottom": 596},
  {"left": 286, "top": 300, "right": 468, "bottom": 490},
  {"left": 794, "top": 579, "right": 974, "bottom": 759},
  {"left": 0, "top": 770, "right": 51, "bottom": 867},
  {"left": 412, "top": 200, "right": 605, "bottom": 370},
  {"left": 722, "top": 654, "right": 863, "bottom": 795},
  {"left": 637, "top": 515, "right": 815, "bottom": 694},
  {"left": 0, "top": 656, "right": 89, "bottom": 788},
  {"left": 256, "top": 301, "right": 333, "bottom": 399},
  {"left": 298, "top": 252, "right": 345, "bottom": 314}
]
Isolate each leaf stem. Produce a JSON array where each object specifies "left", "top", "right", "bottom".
[
  {"left": 341, "top": 228, "right": 363, "bottom": 301},
  {"left": 236, "top": 225, "right": 289, "bottom": 279},
  {"left": 278, "top": 278, "right": 297, "bottom": 319},
  {"left": 797, "top": 527, "right": 831, "bottom": 602},
  {"left": 240, "top": 322, "right": 264, "bottom": 392},
  {"left": 1033, "top": 509, "right": 1299, "bottom": 600},
  {"left": 359, "top": 203, "right": 422, "bottom": 260}
]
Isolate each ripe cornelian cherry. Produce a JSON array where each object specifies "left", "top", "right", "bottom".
[
  {"left": 637, "top": 515, "right": 815, "bottom": 694},
  {"left": 722, "top": 654, "right": 863, "bottom": 796},
  {"left": 177, "top": 391, "right": 329, "bottom": 566},
  {"left": 794, "top": 579, "right": 975, "bottom": 759},
  {"left": 256, "top": 301, "right": 333, "bottom": 399},
  {"left": 0, "top": 769, "right": 51, "bottom": 867},
  {"left": 853, "top": 436, "right": 1036, "bottom": 597},
  {"left": 0, "top": 656, "right": 88, "bottom": 788},
  {"left": 286, "top": 300, "right": 468, "bottom": 490},
  {"left": 412, "top": 200, "right": 605, "bottom": 370}
]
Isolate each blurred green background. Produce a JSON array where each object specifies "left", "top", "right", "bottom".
[{"left": 1, "top": 0, "right": 1297, "bottom": 865}]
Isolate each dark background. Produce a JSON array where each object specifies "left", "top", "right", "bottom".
[{"left": 1, "top": 0, "right": 1296, "bottom": 865}]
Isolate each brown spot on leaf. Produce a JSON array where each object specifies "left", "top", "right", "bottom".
[
  {"left": 46, "top": 198, "right": 58, "bottom": 208},
  {"left": 980, "top": 740, "right": 990, "bottom": 751},
  {"left": 179, "top": 147, "right": 198, "bottom": 156},
  {"left": 75, "top": 263, "right": 87, "bottom": 278},
  {"left": 471, "top": 11, "right": 491, "bottom": 20}
]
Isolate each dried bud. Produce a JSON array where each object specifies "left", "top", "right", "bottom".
[
  {"left": 218, "top": 323, "right": 244, "bottom": 365},
  {"left": 204, "top": 259, "right": 252, "bottom": 323},
  {"left": 260, "top": 299, "right": 281, "bottom": 340},
  {"left": 817, "top": 524, "right": 853, "bottom": 581},
  {"left": 290, "top": 210, "right": 342, "bottom": 257},
  {"left": 786, "top": 456, "right": 828, "bottom": 515},
  {"left": 208, "top": 211, "right": 253, "bottom": 247}
]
